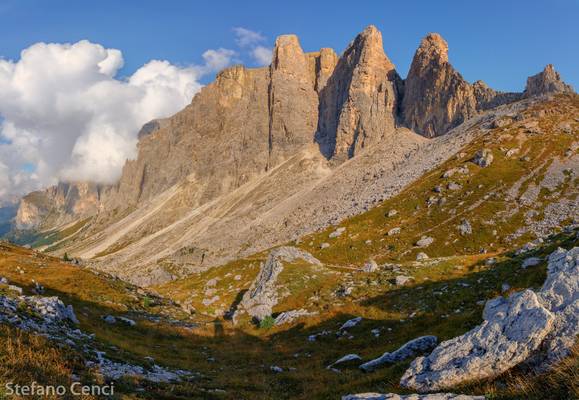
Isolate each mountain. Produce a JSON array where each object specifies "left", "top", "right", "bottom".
[
  {"left": 7, "top": 27, "right": 575, "bottom": 286},
  {"left": 1, "top": 25, "right": 577, "bottom": 400}
]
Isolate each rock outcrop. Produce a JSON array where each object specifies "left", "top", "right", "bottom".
[
  {"left": 524, "top": 64, "right": 574, "bottom": 98},
  {"left": 401, "top": 247, "right": 578, "bottom": 392},
  {"left": 14, "top": 182, "right": 101, "bottom": 230},
  {"left": 401, "top": 33, "right": 478, "bottom": 138},
  {"left": 342, "top": 394, "right": 485, "bottom": 400},
  {"left": 236, "top": 247, "right": 321, "bottom": 322},
  {"left": 317, "top": 25, "right": 401, "bottom": 160},
  {"left": 360, "top": 336, "right": 438, "bottom": 372}
]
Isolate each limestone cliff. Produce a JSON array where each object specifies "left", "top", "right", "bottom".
[
  {"left": 14, "top": 182, "right": 101, "bottom": 230},
  {"left": 317, "top": 25, "right": 401, "bottom": 159},
  {"left": 524, "top": 64, "right": 574, "bottom": 97},
  {"left": 401, "top": 33, "right": 524, "bottom": 137}
]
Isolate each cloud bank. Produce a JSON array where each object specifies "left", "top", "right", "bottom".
[{"left": 0, "top": 40, "right": 235, "bottom": 199}]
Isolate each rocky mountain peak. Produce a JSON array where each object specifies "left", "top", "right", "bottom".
[
  {"left": 415, "top": 32, "right": 449, "bottom": 65},
  {"left": 316, "top": 25, "right": 400, "bottom": 159},
  {"left": 401, "top": 32, "right": 478, "bottom": 138},
  {"left": 524, "top": 64, "right": 574, "bottom": 97},
  {"left": 271, "top": 34, "right": 309, "bottom": 74}
]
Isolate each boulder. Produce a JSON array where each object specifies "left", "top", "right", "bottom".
[
  {"left": 388, "top": 227, "right": 401, "bottom": 236},
  {"left": 328, "top": 354, "right": 362, "bottom": 369},
  {"left": 457, "top": 219, "right": 472, "bottom": 236},
  {"left": 237, "top": 247, "right": 321, "bottom": 321},
  {"left": 522, "top": 257, "right": 541, "bottom": 268},
  {"left": 401, "top": 247, "right": 578, "bottom": 392},
  {"left": 363, "top": 260, "right": 380, "bottom": 272},
  {"left": 360, "top": 336, "right": 438, "bottom": 372},
  {"left": 416, "top": 236, "right": 434, "bottom": 248},
  {"left": 330, "top": 227, "right": 346, "bottom": 238},
  {"left": 395, "top": 276, "right": 412, "bottom": 286},
  {"left": 343, "top": 394, "right": 484, "bottom": 400},
  {"left": 472, "top": 149, "right": 493, "bottom": 167},
  {"left": 339, "top": 317, "right": 362, "bottom": 331}
]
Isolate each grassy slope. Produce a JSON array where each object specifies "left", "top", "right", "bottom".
[{"left": 0, "top": 95, "right": 577, "bottom": 399}]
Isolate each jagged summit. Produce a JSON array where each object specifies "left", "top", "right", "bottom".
[
  {"left": 415, "top": 32, "right": 449, "bottom": 64},
  {"left": 525, "top": 64, "right": 574, "bottom": 97}
]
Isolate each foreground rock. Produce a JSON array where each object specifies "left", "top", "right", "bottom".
[
  {"left": 360, "top": 336, "right": 438, "bottom": 372},
  {"left": 236, "top": 247, "right": 321, "bottom": 322},
  {"left": 343, "top": 394, "right": 484, "bottom": 400},
  {"left": 401, "top": 247, "right": 578, "bottom": 391}
]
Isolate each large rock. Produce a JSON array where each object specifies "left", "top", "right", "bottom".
[
  {"left": 343, "top": 394, "right": 484, "bottom": 400},
  {"left": 237, "top": 247, "right": 321, "bottom": 321},
  {"left": 360, "top": 335, "right": 438, "bottom": 372},
  {"left": 401, "top": 247, "right": 578, "bottom": 392},
  {"left": 524, "top": 64, "right": 574, "bottom": 98}
]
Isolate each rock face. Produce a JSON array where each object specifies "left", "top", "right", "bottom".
[
  {"left": 524, "top": 64, "right": 574, "bottom": 97},
  {"left": 236, "top": 247, "right": 321, "bottom": 321},
  {"left": 317, "top": 25, "right": 401, "bottom": 160},
  {"left": 14, "top": 182, "right": 101, "bottom": 230},
  {"left": 401, "top": 33, "right": 528, "bottom": 138},
  {"left": 360, "top": 336, "right": 438, "bottom": 372},
  {"left": 401, "top": 33, "right": 478, "bottom": 138},
  {"left": 268, "top": 35, "right": 319, "bottom": 167},
  {"left": 401, "top": 247, "right": 578, "bottom": 392}
]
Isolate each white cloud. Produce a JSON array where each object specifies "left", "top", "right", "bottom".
[
  {"left": 233, "top": 27, "right": 272, "bottom": 67},
  {"left": 233, "top": 27, "right": 265, "bottom": 48},
  {"left": 0, "top": 40, "right": 235, "bottom": 199},
  {"left": 252, "top": 46, "right": 273, "bottom": 66}
]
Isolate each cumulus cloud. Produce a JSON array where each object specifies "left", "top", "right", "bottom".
[
  {"left": 251, "top": 46, "right": 273, "bottom": 66},
  {"left": 0, "top": 40, "right": 235, "bottom": 199},
  {"left": 234, "top": 27, "right": 272, "bottom": 67},
  {"left": 233, "top": 27, "right": 265, "bottom": 48}
]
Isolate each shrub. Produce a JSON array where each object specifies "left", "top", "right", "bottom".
[{"left": 259, "top": 315, "right": 275, "bottom": 329}]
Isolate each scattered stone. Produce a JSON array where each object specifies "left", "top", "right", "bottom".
[
  {"left": 360, "top": 336, "right": 438, "bottom": 372},
  {"left": 339, "top": 317, "right": 362, "bottom": 331},
  {"left": 416, "top": 236, "right": 434, "bottom": 248},
  {"left": 522, "top": 257, "right": 541, "bottom": 268},
  {"left": 321, "top": 243, "right": 331, "bottom": 249},
  {"left": 501, "top": 283, "right": 511, "bottom": 293},
  {"left": 270, "top": 365, "right": 283, "bottom": 373},
  {"left": 103, "top": 315, "right": 117, "bottom": 324},
  {"left": 388, "top": 227, "right": 401, "bottom": 236},
  {"left": 118, "top": 317, "right": 137, "bottom": 327},
  {"left": 328, "top": 354, "right": 362, "bottom": 369},
  {"left": 505, "top": 148, "right": 519, "bottom": 158},
  {"left": 395, "top": 276, "right": 412, "bottom": 286},
  {"left": 472, "top": 148, "right": 493, "bottom": 167},
  {"left": 330, "top": 227, "right": 346, "bottom": 238},
  {"left": 447, "top": 182, "right": 462, "bottom": 191},
  {"left": 342, "top": 394, "right": 484, "bottom": 400},
  {"left": 7, "top": 285, "right": 23, "bottom": 294},
  {"left": 387, "top": 210, "right": 398, "bottom": 217},
  {"left": 274, "top": 309, "right": 315, "bottom": 326},
  {"left": 416, "top": 252, "right": 429, "bottom": 261},
  {"left": 457, "top": 219, "right": 472, "bottom": 236},
  {"left": 363, "top": 260, "right": 379, "bottom": 273}
]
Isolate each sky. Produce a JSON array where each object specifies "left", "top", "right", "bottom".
[{"left": 0, "top": 0, "right": 577, "bottom": 202}]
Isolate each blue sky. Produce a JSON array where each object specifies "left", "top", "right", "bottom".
[{"left": 0, "top": 0, "right": 577, "bottom": 92}]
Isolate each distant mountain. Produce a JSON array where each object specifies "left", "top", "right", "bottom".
[{"left": 9, "top": 26, "right": 575, "bottom": 285}]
